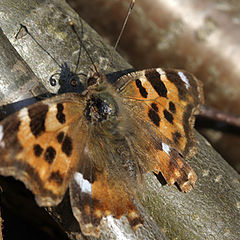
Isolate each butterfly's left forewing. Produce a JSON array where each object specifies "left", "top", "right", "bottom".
[{"left": 0, "top": 93, "right": 87, "bottom": 206}]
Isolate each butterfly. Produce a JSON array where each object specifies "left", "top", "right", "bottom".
[{"left": 0, "top": 59, "right": 203, "bottom": 237}]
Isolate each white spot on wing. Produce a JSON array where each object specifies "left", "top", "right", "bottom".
[
  {"left": 178, "top": 71, "right": 190, "bottom": 88},
  {"left": 156, "top": 68, "right": 165, "bottom": 75},
  {"left": 74, "top": 172, "right": 92, "bottom": 194},
  {"left": 162, "top": 143, "right": 171, "bottom": 155},
  {"left": 0, "top": 125, "right": 5, "bottom": 148},
  {"left": 18, "top": 107, "right": 28, "bottom": 118},
  {"left": 18, "top": 108, "right": 30, "bottom": 124},
  {"left": 139, "top": 76, "right": 147, "bottom": 84}
]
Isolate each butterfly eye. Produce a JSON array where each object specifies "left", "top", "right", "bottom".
[{"left": 70, "top": 78, "right": 78, "bottom": 87}]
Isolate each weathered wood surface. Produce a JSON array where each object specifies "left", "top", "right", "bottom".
[{"left": 0, "top": 0, "right": 239, "bottom": 239}]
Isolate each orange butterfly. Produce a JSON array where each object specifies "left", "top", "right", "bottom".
[{"left": 0, "top": 64, "right": 203, "bottom": 237}]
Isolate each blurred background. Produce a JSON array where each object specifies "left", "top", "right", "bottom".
[{"left": 67, "top": 0, "right": 240, "bottom": 173}]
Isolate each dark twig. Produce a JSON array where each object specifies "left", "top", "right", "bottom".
[{"left": 200, "top": 105, "right": 240, "bottom": 128}]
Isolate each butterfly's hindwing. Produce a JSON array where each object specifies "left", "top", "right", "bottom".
[{"left": 70, "top": 168, "right": 143, "bottom": 238}]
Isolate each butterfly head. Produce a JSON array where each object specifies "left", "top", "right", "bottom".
[{"left": 86, "top": 70, "right": 105, "bottom": 90}]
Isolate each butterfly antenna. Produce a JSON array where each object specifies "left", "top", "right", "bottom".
[
  {"left": 114, "top": 0, "right": 135, "bottom": 50},
  {"left": 69, "top": 20, "right": 99, "bottom": 74},
  {"left": 72, "top": 20, "right": 82, "bottom": 73},
  {"left": 17, "top": 24, "right": 61, "bottom": 68}
]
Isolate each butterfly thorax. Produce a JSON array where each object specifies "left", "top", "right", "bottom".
[
  {"left": 84, "top": 93, "right": 119, "bottom": 124},
  {"left": 84, "top": 72, "right": 119, "bottom": 125}
]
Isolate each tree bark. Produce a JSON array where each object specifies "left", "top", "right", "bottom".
[{"left": 0, "top": 0, "right": 239, "bottom": 239}]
